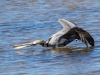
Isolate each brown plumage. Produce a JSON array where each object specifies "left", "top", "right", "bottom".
[{"left": 59, "top": 27, "right": 94, "bottom": 47}]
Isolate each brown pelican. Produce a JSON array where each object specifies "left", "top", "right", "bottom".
[{"left": 13, "top": 19, "right": 94, "bottom": 49}]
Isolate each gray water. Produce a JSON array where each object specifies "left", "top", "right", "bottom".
[{"left": 0, "top": 0, "right": 100, "bottom": 75}]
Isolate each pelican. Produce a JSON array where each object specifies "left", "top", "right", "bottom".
[{"left": 13, "top": 19, "right": 94, "bottom": 49}]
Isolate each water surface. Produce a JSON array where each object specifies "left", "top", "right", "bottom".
[{"left": 0, "top": 0, "right": 100, "bottom": 75}]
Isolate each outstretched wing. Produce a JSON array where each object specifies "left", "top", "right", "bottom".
[
  {"left": 75, "top": 27, "right": 94, "bottom": 47},
  {"left": 47, "top": 19, "right": 76, "bottom": 46},
  {"left": 58, "top": 19, "right": 76, "bottom": 30},
  {"left": 59, "top": 27, "right": 94, "bottom": 47}
]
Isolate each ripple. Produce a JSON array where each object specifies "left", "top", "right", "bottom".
[{"left": 0, "top": 0, "right": 100, "bottom": 75}]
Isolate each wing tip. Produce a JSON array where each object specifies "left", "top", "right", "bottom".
[
  {"left": 75, "top": 27, "right": 95, "bottom": 47},
  {"left": 58, "top": 19, "right": 76, "bottom": 28},
  {"left": 89, "top": 37, "right": 95, "bottom": 46},
  {"left": 58, "top": 19, "right": 67, "bottom": 23}
]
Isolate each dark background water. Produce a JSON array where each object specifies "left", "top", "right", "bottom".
[{"left": 0, "top": 0, "right": 100, "bottom": 75}]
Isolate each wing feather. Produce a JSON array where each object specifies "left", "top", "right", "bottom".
[
  {"left": 59, "top": 27, "right": 94, "bottom": 47},
  {"left": 75, "top": 27, "right": 94, "bottom": 47},
  {"left": 58, "top": 19, "right": 76, "bottom": 30},
  {"left": 48, "top": 19, "right": 76, "bottom": 46}
]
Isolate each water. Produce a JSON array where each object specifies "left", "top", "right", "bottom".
[{"left": 0, "top": 0, "right": 100, "bottom": 75}]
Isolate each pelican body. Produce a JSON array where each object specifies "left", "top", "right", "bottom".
[{"left": 13, "top": 19, "right": 94, "bottom": 49}]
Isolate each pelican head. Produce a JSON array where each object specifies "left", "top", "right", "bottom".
[{"left": 32, "top": 40, "right": 46, "bottom": 46}]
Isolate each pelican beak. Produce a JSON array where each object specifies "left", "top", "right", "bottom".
[{"left": 12, "top": 40, "right": 43, "bottom": 49}]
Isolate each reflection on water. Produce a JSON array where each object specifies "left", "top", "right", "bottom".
[{"left": 0, "top": 0, "right": 100, "bottom": 75}]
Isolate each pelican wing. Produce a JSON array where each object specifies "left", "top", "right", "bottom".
[
  {"left": 58, "top": 19, "right": 76, "bottom": 30},
  {"left": 51, "top": 19, "right": 76, "bottom": 37},
  {"left": 76, "top": 28, "right": 94, "bottom": 47},
  {"left": 47, "top": 19, "right": 76, "bottom": 46},
  {"left": 60, "top": 27, "right": 94, "bottom": 47}
]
